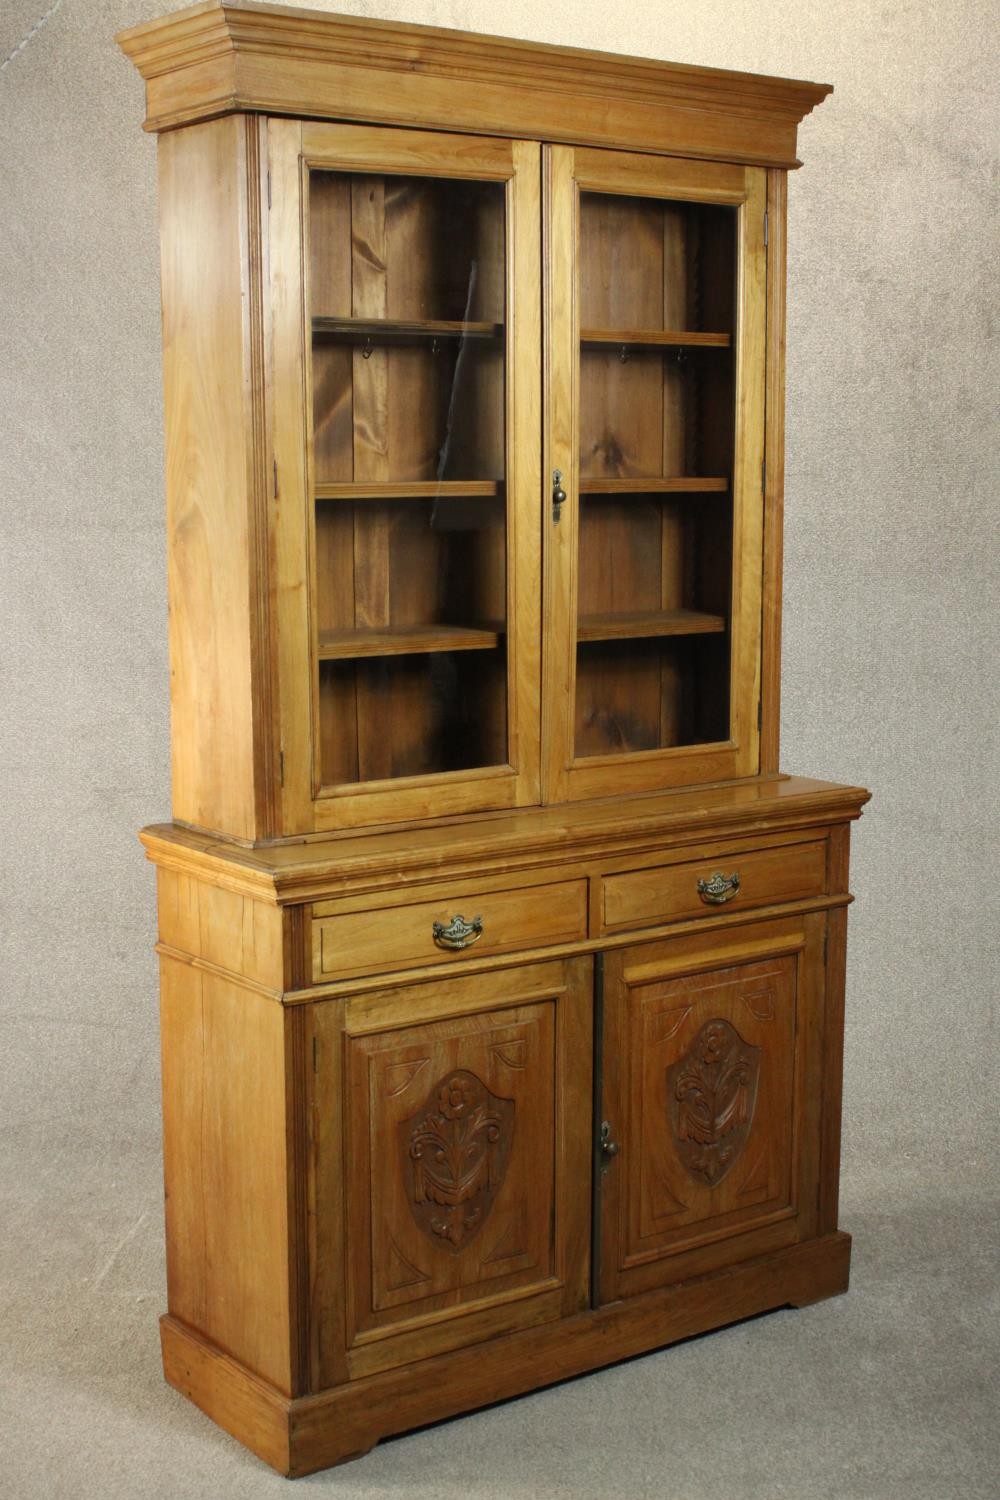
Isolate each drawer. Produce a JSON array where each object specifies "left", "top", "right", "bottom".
[
  {"left": 312, "top": 878, "right": 589, "bottom": 981},
  {"left": 601, "top": 840, "right": 826, "bottom": 935}
]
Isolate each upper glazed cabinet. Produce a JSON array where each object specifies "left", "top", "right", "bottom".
[{"left": 127, "top": 3, "right": 828, "bottom": 844}]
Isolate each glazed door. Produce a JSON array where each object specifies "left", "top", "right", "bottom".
[
  {"left": 543, "top": 147, "right": 767, "bottom": 802},
  {"left": 269, "top": 122, "right": 542, "bottom": 833},
  {"left": 596, "top": 916, "right": 824, "bottom": 1303},
  {"left": 308, "top": 957, "right": 591, "bottom": 1384}
]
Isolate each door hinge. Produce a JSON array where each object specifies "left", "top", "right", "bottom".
[
  {"left": 764, "top": 210, "right": 769, "bottom": 247},
  {"left": 266, "top": 169, "right": 272, "bottom": 211},
  {"left": 279, "top": 749, "right": 285, "bottom": 787},
  {"left": 273, "top": 458, "right": 279, "bottom": 498},
  {"left": 757, "top": 698, "right": 763, "bottom": 732}
]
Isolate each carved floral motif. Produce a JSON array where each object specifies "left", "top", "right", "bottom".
[
  {"left": 401, "top": 1069, "right": 514, "bottom": 1252},
  {"left": 667, "top": 1019, "right": 760, "bottom": 1187}
]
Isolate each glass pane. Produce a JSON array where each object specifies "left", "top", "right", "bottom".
[
  {"left": 574, "top": 192, "right": 737, "bottom": 759},
  {"left": 308, "top": 170, "right": 507, "bottom": 786}
]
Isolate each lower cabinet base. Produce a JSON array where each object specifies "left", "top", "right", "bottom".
[{"left": 161, "top": 1230, "right": 852, "bottom": 1477}]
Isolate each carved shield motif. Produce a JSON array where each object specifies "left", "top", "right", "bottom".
[
  {"left": 401, "top": 1069, "right": 515, "bottom": 1253},
  {"left": 667, "top": 1019, "right": 760, "bottom": 1187}
]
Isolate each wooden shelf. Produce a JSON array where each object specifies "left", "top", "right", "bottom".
[
  {"left": 581, "top": 328, "right": 731, "bottom": 349},
  {"left": 579, "top": 477, "right": 728, "bottom": 494},
  {"left": 318, "top": 624, "right": 503, "bottom": 660},
  {"left": 577, "top": 609, "right": 726, "bottom": 643},
  {"left": 315, "top": 480, "right": 503, "bottom": 501},
  {"left": 312, "top": 317, "right": 502, "bottom": 345}
]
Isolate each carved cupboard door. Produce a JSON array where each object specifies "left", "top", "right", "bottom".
[
  {"left": 597, "top": 915, "right": 825, "bottom": 1302},
  {"left": 308, "top": 957, "right": 591, "bottom": 1384}
]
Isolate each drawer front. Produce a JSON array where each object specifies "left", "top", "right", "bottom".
[
  {"left": 602, "top": 840, "right": 826, "bottom": 934},
  {"left": 313, "top": 879, "right": 589, "bottom": 981}
]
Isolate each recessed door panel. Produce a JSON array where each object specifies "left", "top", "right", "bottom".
[
  {"left": 599, "top": 916, "right": 825, "bottom": 1302},
  {"left": 350, "top": 1001, "right": 555, "bottom": 1329},
  {"left": 623, "top": 956, "right": 796, "bottom": 1267}
]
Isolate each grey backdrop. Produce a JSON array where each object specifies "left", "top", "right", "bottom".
[{"left": 2, "top": 2, "right": 997, "bottom": 1497}]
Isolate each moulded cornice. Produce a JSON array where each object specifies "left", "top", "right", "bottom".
[{"left": 117, "top": 0, "right": 832, "bottom": 166}]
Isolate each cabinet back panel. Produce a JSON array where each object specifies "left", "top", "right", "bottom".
[
  {"left": 310, "top": 173, "right": 505, "bottom": 324},
  {"left": 319, "top": 649, "right": 507, "bottom": 786},
  {"left": 312, "top": 344, "right": 504, "bottom": 484},
  {"left": 577, "top": 495, "right": 733, "bottom": 617},
  {"left": 315, "top": 498, "right": 506, "bottom": 632},
  {"left": 578, "top": 495, "right": 663, "bottom": 615},
  {"left": 309, "top": 170, "right": 506, "bottom": 485},
  {"left": 579, "top": 194, "right": 735, "bottom": 334},
  {"left": 580, "top": 350, "right": 734, "bottom": 481},
  {"left": 575, "top": 636, "right": 730, "bottom": 757},
  {"left": 578, "top": 194, "right": 735, "bottom": 483},
  {"left": 575, "top": 490, "right": 733, "bottom": 757}
]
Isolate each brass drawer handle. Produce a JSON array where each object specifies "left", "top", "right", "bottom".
[
  {"left": 697, "top": 871, "right": 741, "bottom": 905},
  {"left": 432, "top": 914, "right": 484, "bottom": 951}
]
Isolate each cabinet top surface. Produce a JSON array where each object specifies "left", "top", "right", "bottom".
[
  {"left": 140, "top": 776, "right": 869, "bottom": 902},
  {"left": 118, "top": 1, "right": 832, "bottom": 164}
]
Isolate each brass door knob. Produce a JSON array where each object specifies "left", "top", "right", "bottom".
[{"left": 552, "top": 469, "right": 567, "bottom": 521}]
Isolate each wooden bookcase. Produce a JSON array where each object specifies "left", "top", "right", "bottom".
[{"left": 120, "top": 1, "right": 870, "bottom": 1477}]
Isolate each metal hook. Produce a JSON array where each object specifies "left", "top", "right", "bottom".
[
  {"left": 362, "top": 337, "right": 373, "bottom": 360},
  {"left": 431, "top": 336, "right": 441, "bottom": 357},
  {"left": 619, "top": 344, "right": 629, "bottom": 364}
]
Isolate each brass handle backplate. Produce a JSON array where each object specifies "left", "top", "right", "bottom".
[
  {"left": 696, "top": 871, "right": 741, "bottom": 905},
  {"left": 432, "top": 914, "right": 484, "bottom": 951}
]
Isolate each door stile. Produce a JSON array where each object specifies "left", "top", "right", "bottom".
[
  {"left": 759, "top": 168, "right": 789, "bottom": 774},
  {"left": 541, "top": 145, "right": 580, "bottom": 806},
  {"left": 506, "top": 138, "right": 544, "bottom": 807},
  {"left": 589, "top": 949, "right": 605, "bottom": 1308},
  {"left": 727, "top": 168, "right": 767, "bottom": 772},
  {"left": 268, "top": 118, "right": 314, "bottom": 838},
  {"left": 597, "top": 945, "right": 626, "bottom": 1305}
]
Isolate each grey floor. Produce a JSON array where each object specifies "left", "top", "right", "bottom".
[{"left": 2, "top": 1138, "right": 997, "bottom": 1500}]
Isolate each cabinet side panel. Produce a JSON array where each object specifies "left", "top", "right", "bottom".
[
  {"left": 158, "top": 116, "right": 267, "bottom": 840},
  {"left": 819, "top": 824, "right": 852, "bottom": 1231},
  {"left": 160, "top": 957, "right": 294, "bottom": 1393},
  {"left": 157, "top": 867, "right": 285, "bottom": 990},
  {"left": 760, "top": 169, "right": 788, "bottom": 772}
]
